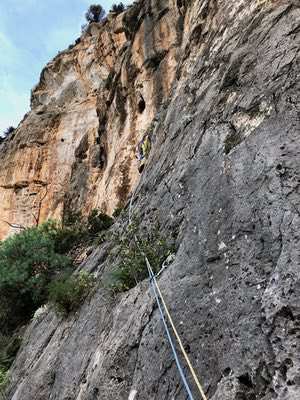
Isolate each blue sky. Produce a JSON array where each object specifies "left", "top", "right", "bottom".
[{"left": 0, "top": 0, "right": 131, "bottom": 133}]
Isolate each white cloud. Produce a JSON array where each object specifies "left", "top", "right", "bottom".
[
  {"left": 0, "top": 80, "right": 29, "bottom": 132},
  {"left": 0, "top": 31, "right": 30, "bottom": 132},
  {"left": 0, "top": 31, "right": 19, "bottom": 65}
]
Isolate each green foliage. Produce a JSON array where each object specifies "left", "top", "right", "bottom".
[
  {"left": 85, "top": 4, "right": 105, "bottom": 23},
  {"left": 62, "top": 209, "right": 83, "bottom": 229},
  {"left": 112, "top": 204, "right": 125, "bottom": 218},
  {"left": 0, "top": 204, "right": 114, "bottom": 379},
  {"left": 0, "top": 367, "right": 8, "bottom": 395},
  {"left": 224, "top": 132, "right": 242, "bottom": 154},
  {"left": 0, "top": 331, "right": 21, "bottom": 397},
  {"left": 38, "top": 219, "right": 84, "bottom": 255},
  {"left": 0, "top": 333, "right": 22, "bottom": 370},
  {"left": 110, "top": 3, "right": 125, "bottom": 14},
  {"left": 0, "top": 222, "right": 71, "bottom": 333},
  {"left": 2, "top": 126, "right": 15, "bottom": 139},
  {"left": 48, "top": 272, "right": 95, "bottom": 315},
  {"left": 109, "top": 221, "right": 175, "bottom": 293},
  {"left": 63, "top": 208, "right": 114, "bottom": 240},
  {"left": 0, "top": 208, "right": 112, "bottom": 380},
  {"left": 87, "top": 209, "right": 114, "bottom": 235}
]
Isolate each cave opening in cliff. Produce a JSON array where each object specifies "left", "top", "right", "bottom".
[{"left": 138, "top": 95, "right": 146, "bottom": 113}]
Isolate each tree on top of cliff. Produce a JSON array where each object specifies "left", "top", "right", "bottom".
[
  {"left": 85, "top": 4, "right": 105, "bottom": 23},
  {"left": 1, "top": 126, "right": 15, "bottom": 141},
  {"left": 110, "top": 3, "right": 125, "bottom": 14}
]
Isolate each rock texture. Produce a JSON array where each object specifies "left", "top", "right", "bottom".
[
  {"left": 3, "top": 0, "right": 300, "bottom": 399},
  {"left": 0, "top": 1, "right": 181, "bottom": 239}
]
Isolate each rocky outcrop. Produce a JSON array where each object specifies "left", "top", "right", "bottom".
[
  {"left": 0, "top": 1, "right": 182, "bottom": 239},
  {"left": 3, "top": 0, "right": 300, "bottom": 399}
]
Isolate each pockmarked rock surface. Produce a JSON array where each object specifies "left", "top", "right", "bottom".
[{"left": 3, "top": 0, "right": 300, "bottom": 399}]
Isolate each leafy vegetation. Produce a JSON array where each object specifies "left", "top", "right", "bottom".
[
  {"left": 0, "top": 207, "right": 113, "bottom": 315},
  {"left": 110, "top": 3, "right": 125, "bottom": 14},
  {"left": 87, "top": 209, "right": 114, "bottom": 235},
  {"left": 0, "top": 333, "right": 22, "bottom": 371},
  {"left": 0, "top": 204, "right": 114, "bottom": 396},
  {"left": 0, "top": 208, "right": 113, "bottom": 329},
  {"left": 0, "top": 367, "right": 8, "bottom": 396},
  {"left": 112, "top": 204, "right": 125, "bottom": 218},
  {"left": 85, "top": 4, "right": 105, "bottom": 23},
  {"left": 0, "top": 209, "right": 114, "bottom": 325},
  {"left": 0, "top": 126, "right": 15, "bottom": 143},
  {"left": 48, "top": 272, "right": 95, "bottom": 315},
  {"left": 0, "top": 332, "right": 22, "bottom": 396},
  {"left": 109, "top": 221, "right": 175, "bottom": 293},
  {"left": 0, "top": 221, "right": 72, "bottom": 333},
  {"left": 2, "top": 126, "right": 15, "bottom": 137}
]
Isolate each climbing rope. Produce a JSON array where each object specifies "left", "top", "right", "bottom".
[
  {"left": 146, "top": 255, "right": 195, "bottom": 400},
  {"left": 128, "top": 189, "right": 208, "bottom": 399},
  {"left": 145, "top": 256, "right": 208, "bottom": 400}
]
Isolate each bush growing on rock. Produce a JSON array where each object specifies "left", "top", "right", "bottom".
[
  {"left": 85, "top": 4, "right": 105, "bottom": 23},
  {"left": 112, "top": 203, "right": 125, "bottom": 218},
  {"left": 0, "top": 222, "right": 72, "bottom": 333},
  {"left": 62, "top": 208, "right": 114, "bottom": 243},
  {"left": 87, "top": 209, "right": 114, "bottom": 235},
  {"left": 48, "top": 271, "right": 95, "bottom": 315},
  {"left": 0, "top": 208, "right": 114, "bottom": 380},
  {"left": 0, "top": 367, "right": 8, "bottom": 396},
  {"left": 1, "top": 126, "right": 15, "bottom": 142},
  {"left": 110, "top": 3, "right": 125, "bottom": 14},
  {"left": 0, "top": 331, "right": 22, "bottom": 391},
  {"left": 109, "top": 221, "right": 176, "bottom": 292}
]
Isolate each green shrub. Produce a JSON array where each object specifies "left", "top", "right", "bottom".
[
  {"left": 0, "top": 333, "right": 22, "bottom": 370},
  {"left": 87, "top": 209, "right": 114, "bottom": 235},
  {"left": 63, "top": 208, "right": 114, "bottom": 240},
  {"left": 62, "top": 209, "right": 83, "bottom": 229},
  {"left": 0, "top": 222, "right": 72, "bottom": 333},
  {"left": 109, "top": 222, "right": 175, "bottom": 292},
  {"left": 48, "top": 272, "right": 95, "bottom": 315},
  {"left": 0, "top": 367, "right": 8, "bottom": 395},
  {"left": 48, "top": 224, "right": 84, "bottom": 254},
  {"left": 2, "top": 126, "right": 15, "bottom": 139},
  {"left": 112, "top": 204, "right": 125, "bottom": 218},
  {"left": 110, "top": 3, "right": 125, "bottom": 14},
  {"left": 85, "top": 4, "right": 105, "bottom": 23}
]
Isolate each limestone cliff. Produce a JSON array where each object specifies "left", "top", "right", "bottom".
[
  {"left": 0, "top": 2, "right": 181, "bottom": 239},
  {"left": 2, "top": 0, "right": 300, "bottom": 399}
]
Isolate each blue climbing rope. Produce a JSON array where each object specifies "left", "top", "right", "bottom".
[{"left": 146, "top": 261, "right": 195, "bottom": 400}]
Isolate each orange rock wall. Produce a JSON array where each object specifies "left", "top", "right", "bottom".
[{"left": 0, "top": 0, "right": 183, "bottom": 239}]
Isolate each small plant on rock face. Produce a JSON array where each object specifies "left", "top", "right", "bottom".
[
  {"left": 0, "top": 333, "right": 22, "bottom": 371},
  {"left": 87, "top": 209, "right": 114, "bottom": 235},
  {"left": 109, "top": 220, "right": 176, "bottom": 293},
  {"left": 112, "top": 203, "right": 125, "bottom": 218},
  {"left": 0, "top": 367, "right": 9, "bottom": 395},
  {"left": 48, "top": 271, "right": 95, "bottom": 315}
]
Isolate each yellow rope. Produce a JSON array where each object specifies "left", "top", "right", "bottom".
[{"left": 145, "top": 258, "right": 208, "bottom": 400}]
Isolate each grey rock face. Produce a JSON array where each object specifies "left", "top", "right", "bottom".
[{"left": 6, "top": 0, "right": 300, "bottom": 399}]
